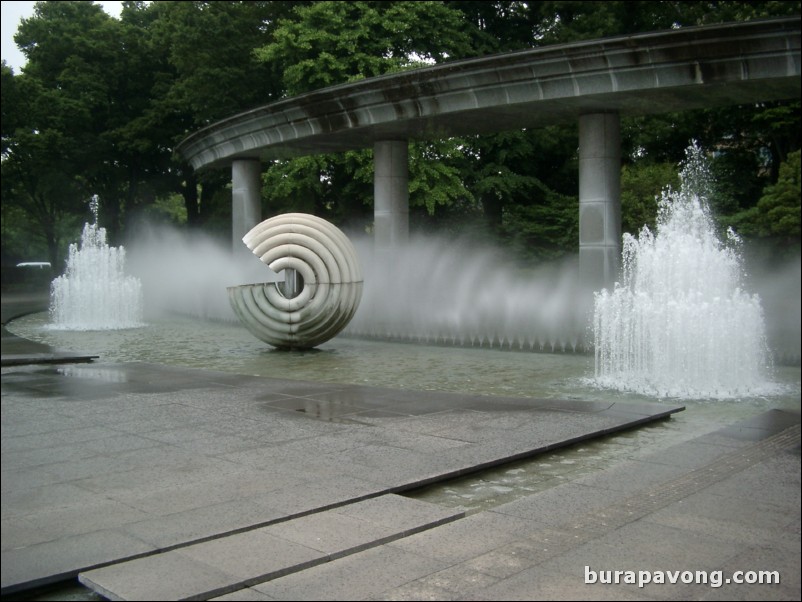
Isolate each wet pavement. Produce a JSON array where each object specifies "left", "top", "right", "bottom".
[{"left": 2, "top": 293, "right": 799, "bottom": 601}]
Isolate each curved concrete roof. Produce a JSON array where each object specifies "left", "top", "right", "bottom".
[{"left": 176, "top": 17, "right": 801, "bottom": 171}]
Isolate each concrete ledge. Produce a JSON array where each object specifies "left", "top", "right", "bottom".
[{"left": 0, "top": 354, "right": 98, "bottom": 367}]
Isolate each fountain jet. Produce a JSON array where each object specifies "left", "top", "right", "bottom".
[
  {"left": 593, "top": 143, "right": 774, "bottom": 399},
  {"left": 49, "top": 196, "right": 144, "bottom": 330}
]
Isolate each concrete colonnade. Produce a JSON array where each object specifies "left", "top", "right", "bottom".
[
  {"left": 229, "top": 114, "right": 622, "bottom": 290},
  {"left": 373, "top": 140, "right": 410, "bottom": 249},
  {"left": 231, "top": 158, "right": 263, "bottom": 260},
  {"left": 578, "top": 113, "right": 622, "bottom": 295},
  {"left": 228, "top": 141, "right": 412, "bottom": 251}
]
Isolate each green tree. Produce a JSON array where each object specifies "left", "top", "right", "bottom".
[
  {"left": 12, "top": 1, "right": 133, "bottom": 239},
  {"left": 529, "top": 1, "right": 801, "bottom": 43},
  {"left": 729, "top": 150, "right": 801, "bottom": 252},
  {"left": 455, "top": 126, "right": 581, "bottom": 262},
  {"left": 255, "top": 1, "right": 475, "bottom": 96},
  {"left": 2, "top": 0, "right": 799, "bottom": 267},
  {"left": 1, "top": 62, "right": 22, "bottom": 155},
  {"left": 1, "top": 109, "right": 88, "bottom": 267},
  {"left": 3, "top": 1, "right": 123, "bottom": 265},
  {"left": 253, "top": 1, "right": 477, "bottom": 228},
  {"left": 620, "top": 162, "right": 680, "bottom": 235},
  {"left": 755, "top": 149, "right": 802, "bottom": 239},
  {"left": 128, "top": 1, "right": 300, "bottom": 232},
  {"left": 5, "top": 0, "right": 180, "bottom": 251}
]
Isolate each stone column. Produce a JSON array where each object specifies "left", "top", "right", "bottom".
[
  {"left": 231, "top": 158, "right": 262, "bottom": 254},
  {"left": 578, "top": 113, "right": 621, "bottom": 298},
  {"left": 373, "top": 140, "right": 409, "bottom": 249}
]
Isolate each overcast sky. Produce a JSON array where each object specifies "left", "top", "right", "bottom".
[{"left": 2, "top": 1, "right": 123, "bottom": 72}]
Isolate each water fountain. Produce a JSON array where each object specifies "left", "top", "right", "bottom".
[
  {"left": 593, "top": 143, "right": 775, "bottom": 399},
  {"left": 22, "top": 144, "right": 795, "bottom": 390},
  {"left": 49, "top": 195, "right": 144, "bottom": 330},
  {"left": 119, "top": 220, "right": 588, "bottom": 353}
]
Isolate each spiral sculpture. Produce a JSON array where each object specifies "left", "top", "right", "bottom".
[{"left": 228, "top": 213, "right": 363, "bottom": 349}]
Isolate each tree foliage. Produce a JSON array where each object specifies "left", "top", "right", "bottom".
[
  {"left": 3, "top": 1, "right": 121, "bottom": 265},
  {"left": 756, "top": 150, "right": 802, "bottom": 239},
  {"left": 1, "top": 0, "right": 799, "bottom": 269},
  {"left": 254, "top": 1, "right": 475, "bottom": 95},
  {"left": 729, "top": 150, "right": 802, "bottom": 253},
  {"left": 253, "top": 1, "right": 478, "bottom": 234},
  {"left": 620, "top": 162, "right": 680, "bottom": 236}
]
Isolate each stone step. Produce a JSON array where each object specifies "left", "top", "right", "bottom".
[{"left": 78, "top": 494, "right": 463, "bottom": 601}]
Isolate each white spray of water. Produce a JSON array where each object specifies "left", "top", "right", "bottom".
[
  {"left": 346, "top": 235, "right": 588, "bottom": 351},
  {"left": 49, "top": 196, "right": 144, "bottom": 330},
  {"left": 125, "top": 222, "right": 588, "bottom": 350},
  {"left": 126, "top": 224, "right": 277, "bottom": 322},
  {"left": 593, "top": 144, "right": 776, "bottom": 399},
  {"left": 119, "top": 170, "right": 798, "bottom": 372}
]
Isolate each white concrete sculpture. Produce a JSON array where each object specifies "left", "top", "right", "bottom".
[{"left": 228, "top": 213, "right": 363, "bottom": 349}]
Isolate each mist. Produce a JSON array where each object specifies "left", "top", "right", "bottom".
[
  {"left": 347, "top": 234, "right": 588, "bottom": 351},
  {"left": 746, "top": 252, "right": 802, "bottom": 365},
  {"left": 123, "top": 220, "right": 800, "bottom": 364},
  {"left": 126, "top": 223, "right": 276, "bottom": 322},
  {"left": 125, "top": 222, "right": 590, "bottom": 351}
]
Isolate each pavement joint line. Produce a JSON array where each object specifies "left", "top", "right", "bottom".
[
  {"left": 78, "top": 495, "right": 465, "bottom": 601},
  {"left": 71, "top": 418, "right": 676, "bottom": 597},
  {"left": 119, "top": 489, "right": 398, "bottom": 557}
]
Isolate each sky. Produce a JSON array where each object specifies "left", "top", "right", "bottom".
[{"left": 1, "top": 1, "right": 123, "bottom": 72}]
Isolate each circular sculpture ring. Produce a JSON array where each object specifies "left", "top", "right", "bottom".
[{"left": 228, "top": 213, "right": 363, "bottom": 349}]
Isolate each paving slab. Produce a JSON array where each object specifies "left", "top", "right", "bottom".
[
  {"left": 2, "top": 352, "right": 682, "bottom": 595},
  {"left": 219, "top": 413, "right": 799, "bottom": 602},
  {"left": 78, "top": 495, "right": 462, "bottom": 601}
]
